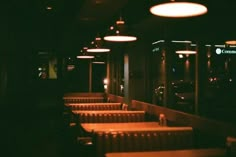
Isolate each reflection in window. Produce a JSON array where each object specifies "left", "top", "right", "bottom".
[
  {"left": 37, "top": 52, "right": 57, "bottom": 80},
  {"left": 151, "top": 40, "right": 236, "bottom": 124}
]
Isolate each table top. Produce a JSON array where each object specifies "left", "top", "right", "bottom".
[
  {"left": 65, "top": 102, "right": 121, "bottom": 106},
  {"left": 73, "top": 110, "right": 145, "bottom": 114},
  {"left": 80, "top": 122, "right": 192, "bottom": 133},
  {"left": 105, "top": 148, "right": 226, "bottom": 157},
  {"left": 63, "top": 96, "right": 104, "bottom": 99}
]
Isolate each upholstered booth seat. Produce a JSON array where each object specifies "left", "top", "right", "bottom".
[
  {"left": 73, "top": 111, "right": 146, "bottom": 123},
  {"left": 93, "top": 127, "right": 194, "bottom": 157}
]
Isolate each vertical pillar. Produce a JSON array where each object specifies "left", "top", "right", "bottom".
[
  {"left": 163, "top": 41, "right": 174, "bottom": 107},
  {"left": 184, "top": 44, "right": 191, "bottom": 81},
  {"left": 195, "top": 47, "right": 199, "bottom": 114},
  {"left": 89, "top": 60, "right": 92, "bottom": 92},
  {"left": 195, "top": 42, "right": 207, "bottom": 115},
  {"left": 207, "top": 46, "right": 211, "bottom": 73},
  {"left": 116, "top": 57, "right": 120, "bottom": 95},
  {"left": 124, "top": 53, "right": 130, "bottom": 105},
  {"left": 106, "top": 54, "right": 110, "bottom": 94},
  {"left": 162, "top": 48, "right": 167, "bottom": 106},
  {"left": 184, "top": 55, "right": 191, "bottom": 81},
  {"left": 110, "top": 54, "right": 115, "bottom": 94}
]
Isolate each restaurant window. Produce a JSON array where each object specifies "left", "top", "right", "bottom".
[
  {"left": 151, "top": 40, "right": 236, "bottom": 125},
  {"left": 151, "top": 40, "right": 196, "bottom": 113}
]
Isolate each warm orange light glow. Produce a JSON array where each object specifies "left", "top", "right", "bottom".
[
  {"left": 46, "top": 6, "right": 52, "bottom": 10},
  {"left": 77, "top": 47, "right": 94, "bottom": 59},
  {"left": 150, "top": 2, "right": 207, "bottom": 18},
  {"left": 103, "top": 78, "right": 108, "bottom": 84},
  {"left": 67, "top": 65, "right": 75, "bottom": 71},
  {"left": 95, "top": 37, "right": 102, "bottom": 41},
  {"left": 116, "top": 20, "right": 125, "bottom": 24},
  {"left": 176, "top": 50, "right": 197, "bottom": 54},
  {"left": 76, "top": 55, "right": 94, "bottom": 59},
  {"left": 104, "top": 36, "right": 137, "bottom": 42},
  {"left": 225, "top": 40, "right": 236, "bottom": 45},
  {"left": 87, "top": 48, "right": 110, "bottom": 52},
  {"left": 179, "top": 54, "right": 184, "bottom": 58}
]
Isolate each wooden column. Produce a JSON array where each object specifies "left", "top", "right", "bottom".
[
  {"left": 106, "top": 54, "right": 110, "bottom": 94},
  {"left": 124, "top": 53, "right": 130, "bottom": 105},
  {"left": 89, "top": 60, "right": 92, "bottom": 92},
  {"left": 195, "top": 43, "right": 207, "bottom": 115},
  {"left": 163, "top": 41, "right": 174, "bottom": 107}
]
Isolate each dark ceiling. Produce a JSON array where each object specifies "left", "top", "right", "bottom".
[{"left": 1, "top": 0, "right": 236, "bottom": 56}]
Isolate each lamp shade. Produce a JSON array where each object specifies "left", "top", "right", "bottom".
[
  {"left": 92, "top": 61, "right": 106, "bottom": 64},
  {"left": 76, "top": 47, "right": 95, "bottom": 59},
  {"left": 104, "top": 17, "right": 137, "bottom": 42},
  {"left": 87, "top": 36, "right": 110, "bottom": 53},
  {"left": 175, "top": 40, "right": 197, "bottom": 54},
  {"left": 225, "top": 40, "right": 236, "bottom": 45},
  {"left": 92, "top": 55, "right": 106, "bottom": 64},
  {"left": 176, "top": 50, "right": 197, "bottom": 54},
  {"left": 150, "top": 0, "right": 208, "bottom": 18}
]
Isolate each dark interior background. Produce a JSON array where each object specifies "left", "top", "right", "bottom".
[
  {"left": 1, "top": 1, "right": 236, "bottom": 156},
  {"left": 1, "top": 0, "right": 236, "bottom": 56}
]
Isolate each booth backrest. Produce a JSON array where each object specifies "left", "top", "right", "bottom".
[
  {"left": 131, "top": 99, "right": 236, "bottom": 148},
  {"left": 74, "top": 111, "right": 145, "bottom": 123},
  {"left": 63, "top": 92, "right": 107, "bottom": 103},
  {"left": 94, "top": 127, "right": 194, "bottom": 157},
  {"left": 66, "top": 103, "right": 122, "bottom": 111},
  {"left": 64, "top": 92, "right": 106, "bottom": 97},
  {"left": 63, "top": 97, "right": 105, "bottom": 103},
  {"left": 107, "top": 94, "right": 124, "bottom": 103}
]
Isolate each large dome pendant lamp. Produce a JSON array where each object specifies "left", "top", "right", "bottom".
[
  {"left": 150, "top": 0, "right": 208, "bottom": 18},
  {"left": 103, "top": 16, "right": 137, "bottom": 42},
  {"left": 87, "top": 35, "right": 110, "bottom": 53}
]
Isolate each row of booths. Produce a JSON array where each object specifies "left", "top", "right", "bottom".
[{"left": 62, "top": 92, "right": 235, "bottom": 157}]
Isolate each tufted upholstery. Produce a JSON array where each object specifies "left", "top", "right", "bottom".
[
  {"left": 64, "top": 97, "right": 105, "bottom": 103},
  {"left": 66, "top": 103, "right": 122, "bottom": 111},
  {"left": 74, "top": 111, "right": 145, "bottom": 123},
  {"left": 93, "top": 128, "right": 194, "bottom": 157}
]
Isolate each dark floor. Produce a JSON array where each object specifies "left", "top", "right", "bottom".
[{"left": 4, "top": 100, "right": 80, "bottom": 157}]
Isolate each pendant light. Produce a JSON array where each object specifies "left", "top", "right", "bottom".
[
  {"left": 104, "top": 17, "right": 137, "bottom": 42},
  {"left": 176, "top": 50, "right": 197, "bottom": 54},
  {"left": 150, "top": 0, "right": 208, "bottom": 18},
  {"left": 225, "top": 40, "right": 236, "bottom": 45},
  {"left": 87, "top": 35, "right": 110, "bottom": 53},
  {"left": 92, "top": 60, "right": 106, "bottom": 64},
  {"left": 175, "top": 41, "right": 197, "bottom": 54},
  {"left": 92, "top": 54, "right": 106, "bottom": 64},
  {"left": 76, "top": 47, "right": 95, "bottom": 59}
]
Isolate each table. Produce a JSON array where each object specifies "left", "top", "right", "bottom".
[
  {"left": 73, "top": 110, "right": 146, "bottom": 123},
  {"left": 80, "top": 122, "right": 192, "bottom": 133},
  {"left": 105, "top": 148, "right": 226, "bottom": 157},
  {"left": 81, "top": 122, "right": 160, "bottom": 133},
  {"left": 72, "top": 110, "right": 145, "bottom": 114},
  {"left": 65, "top": 102, "right": 121, "bottom": 106}
]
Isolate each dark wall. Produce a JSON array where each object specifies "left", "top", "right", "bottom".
[{"left": 92, "top": 63, "right": 106, "bottom": 92}]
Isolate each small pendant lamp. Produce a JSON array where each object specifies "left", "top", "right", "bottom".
[
  {"left": 104, "top": 17, "right": 137, "bottom": 42},
  {"left": 87, "top": 35, "right": 110, "bottom": 53},
  {"left": 76, "top": 47, "right": 95, "bottom": 59}
]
